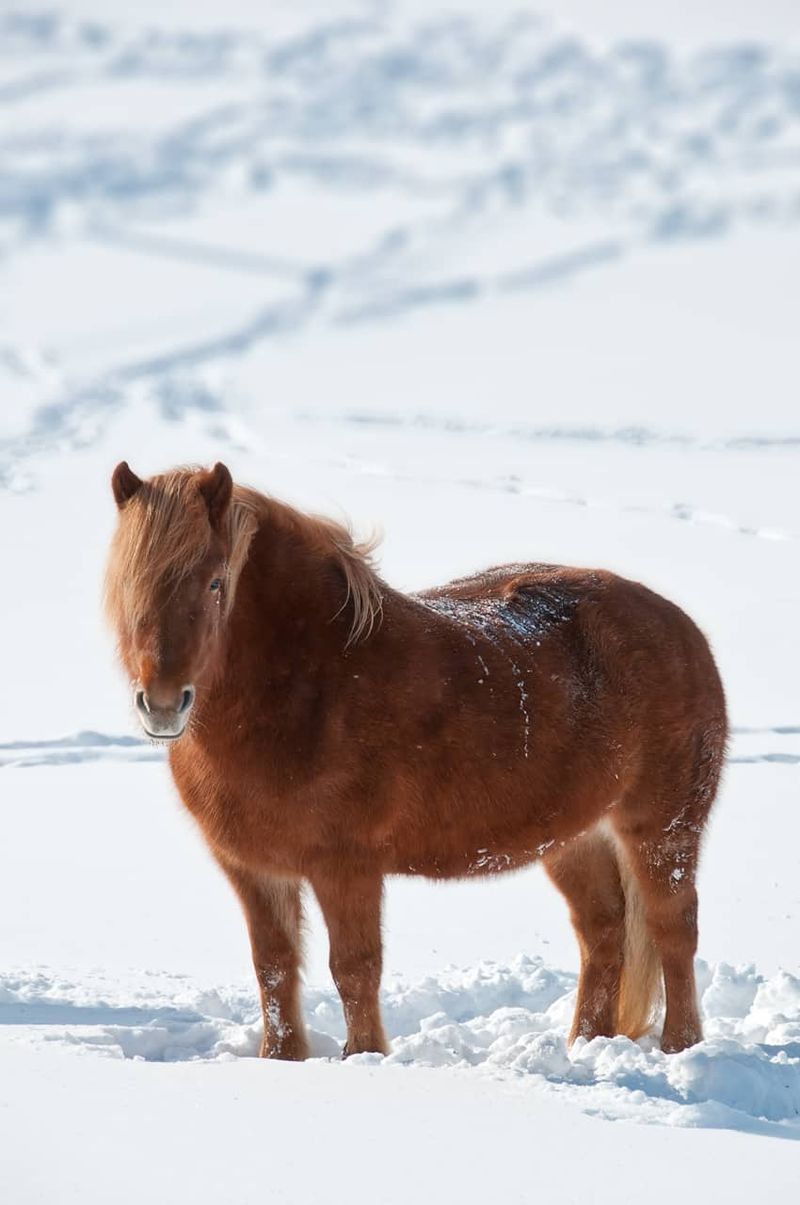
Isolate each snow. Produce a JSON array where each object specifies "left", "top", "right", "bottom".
[
  {"left": 2, "top": 0, "right": 800, "bottom": 1199},
  {"left": 6, "top": 1043, "right": 798, "bottom": 1205},
  {"left": 3, "top": 955, "right": 800, "bottom": 1132}
]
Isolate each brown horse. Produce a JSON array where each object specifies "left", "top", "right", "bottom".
[{"left": 105, "top": 461, "right": 727, "bottom": 1059}]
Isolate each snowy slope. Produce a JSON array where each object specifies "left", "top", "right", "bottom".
[{"left": 1, "top": 2, "right": 799, "bottom": 1201}]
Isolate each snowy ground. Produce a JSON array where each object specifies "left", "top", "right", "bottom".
[{"left": 1, "top": 2, "right": 799, "bottom": 1200}]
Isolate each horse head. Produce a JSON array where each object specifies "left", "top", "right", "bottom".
[{"left": 106, "top": 461, "right": 234, "bottom": 741}]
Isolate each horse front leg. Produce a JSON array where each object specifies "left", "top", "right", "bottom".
[
  {"left": 311, "top": 870, "right": 389, "bottom": 1057},
  {"left": 219, "top": 859, "right": 308, "bottom": 1060}
]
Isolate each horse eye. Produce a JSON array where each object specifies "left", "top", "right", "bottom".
[{"left": 210, "top": 578, "right": 222, "bottom": 592}]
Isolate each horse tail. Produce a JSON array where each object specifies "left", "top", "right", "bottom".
[{"left": 613, "top": 837, "right": 663, "bottom": 1040}]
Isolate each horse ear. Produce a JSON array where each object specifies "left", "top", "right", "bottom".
[
  {"left": 112, "top": 461, "right": 143, "bottom": 508},
  {"left": 198, "top": 462, "right": 233, "bottom": 529}
]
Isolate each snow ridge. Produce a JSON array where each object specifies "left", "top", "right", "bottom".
[{"left": 3, "top": 726, "right": 797, "bottom": 768}]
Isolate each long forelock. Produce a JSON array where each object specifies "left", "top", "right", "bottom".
[{"left": 105, "top": 470, "right": 259, "bottom": 632}]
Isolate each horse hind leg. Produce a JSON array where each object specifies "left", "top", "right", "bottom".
[
  {"left": 545, "top": 828, "right": 628, "bottom": 1043},
  {"left": 612, "top": 754, "right": 719, "bottom": 1053}
]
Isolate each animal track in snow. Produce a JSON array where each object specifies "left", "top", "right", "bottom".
[{"left": 3, "top": 9, "right": 800, "bottom": 488}]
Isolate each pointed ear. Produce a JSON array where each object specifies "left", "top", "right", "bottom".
[
  {"left": 198, "top": 462, "right": 233, "bottom": 529},
  {"left": 111, "top": 461, "right": 143, "bottom": 508}
]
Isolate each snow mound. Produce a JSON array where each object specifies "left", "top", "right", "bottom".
[{"left": 3, "top": 956, "right": 798, "bottom": 1133}]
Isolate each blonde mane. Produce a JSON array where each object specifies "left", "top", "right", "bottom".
[
  {"left": 307, "top": 512, "right": 384, "bottom": 647},
  {"left": 105, "top": 468, "right": 382, "bottom": 647}
]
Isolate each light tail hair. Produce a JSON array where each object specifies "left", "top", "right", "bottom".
[{"left": 612, "top": 835, "right": 664, "bottom": 1039}]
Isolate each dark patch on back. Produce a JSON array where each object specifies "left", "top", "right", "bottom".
[{"left": 417, "top": 568, "right": 580, "bottom": 648}]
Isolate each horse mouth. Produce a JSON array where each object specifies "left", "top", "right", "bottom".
[
  {"left": 137, "top": 713, "right": 191, "bottom": 742},
  {"left": 142, "top": 726, "right": 186, "bottom": 743}
]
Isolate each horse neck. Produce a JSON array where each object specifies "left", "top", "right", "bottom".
[{"left": 222, "top": 506, "right": 358, "bottom": 687}]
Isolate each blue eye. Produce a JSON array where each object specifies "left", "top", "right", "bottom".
[{"left": 210, "top": 578, "right": 222, "bottom": 593}]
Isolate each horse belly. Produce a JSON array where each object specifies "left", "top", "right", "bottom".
[
  {"left": 383, "top": 748, "right": 624, "bottom": 880},
  {"left": 385, "top": 828, "right": 553, "bottom": 880}
]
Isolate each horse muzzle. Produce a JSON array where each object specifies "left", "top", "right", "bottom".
[{"left": 134, "top": 684, "right": 196, "bottom": 741}]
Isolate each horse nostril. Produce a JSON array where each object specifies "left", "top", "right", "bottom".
[
  {"left": 134, "top": 689, "right": 151, "bottom": 714},
  {"left": 179, "top": 686, "right": 196, "bottom": 714}
]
